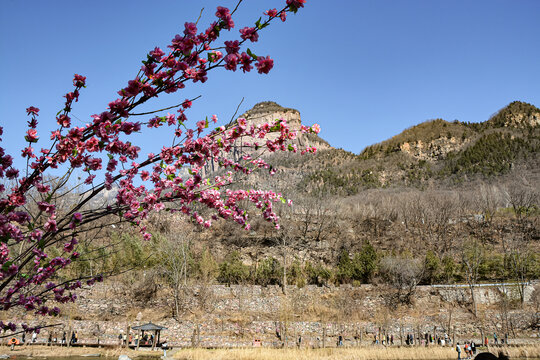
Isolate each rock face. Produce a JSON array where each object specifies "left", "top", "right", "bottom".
[
  {"left": 241, "top": 101, "right": 301, "bottom": 129},
  {"left": 399, "top": 136, "right": 471, "bottom": 162},
  {"left": 202, "top": 101, "right": 330, "bottom": 176},
  {"left": 240, "top": 101, "right": 331, "bottom": 150}
]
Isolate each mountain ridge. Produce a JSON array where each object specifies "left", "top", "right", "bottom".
[{"left": 238, "top": 100, "right": 539, "bottom": 195}]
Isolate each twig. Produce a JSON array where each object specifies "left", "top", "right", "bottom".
[
  {"left": 195, "top": 8, "right": 205, "bottom": 25},
  {"left": 0, "top": 323, "right": 63, "bottom": 339},
  {"left": 129, "top": 95, "right": 202, "bottom": 116},
  {"left": 227, "top": 97, "right": 245, "bottom": 127}
]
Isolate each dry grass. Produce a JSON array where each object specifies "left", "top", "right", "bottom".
[
  {"left": 0, "top": 345, "right": 161, "bottom": 358},
  {"left": 173, "top": 345, "right": 540, "bottom": 360},
  {"left": 2, "top": 344, "right": 539, "bottom": 360}
]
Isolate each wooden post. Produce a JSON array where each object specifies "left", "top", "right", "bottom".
[
  {"left": 67, "top": 327, "right": 72, "bottom": 348},
  {"left": 125, "top": 325, "right": 130, "bottom": 348},
  {"left": 152, "top": 330, "right": 157, "bottom": 350},
  {"left": 399, "top": 322, "right": 403, "bottom": 346},
  {"left": 322, "top": 324, "right": 326, "bottom": 349},
  {"left": 480, "top": 329, "right": 484, "bottom": 349},
  {"left": 136, "top": 330, "right": 141, "bottom": 351}
]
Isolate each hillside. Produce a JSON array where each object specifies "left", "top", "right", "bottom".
[{"left": 260, "top": 100, "right": 540, "bottom": 195}]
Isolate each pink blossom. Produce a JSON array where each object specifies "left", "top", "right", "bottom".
[
  {"left": 84, "top": 174, "right": 96, "bottom": 184},
  {"left": 73, "top": 74, "right": 86, "bottom": 87},
  {"left": 255, "top": 56, "right": 274, "bottom": 74},
  {"left": 25, "top": 129, "right": 39, "bottom": 143},
  {"left": 44, "top": 218, "right": 57, "bottom": 233},
  {"left": 239, "top": 52, "right": 253, "bottom": 73},
  {"left": 149, "top": 47, "right": 165, "bottom": 61},
  {"left": 21, "top": 146, "right": 34, "bottom": 158},
  {"left": 265, "top": 8, "right": 278, "bottom": 17},
  {"left": 184, "top": 22, "right": 197, "bottom": 37},
  {"left": 286, "top": 0, "right": 306, "bottom": 9},
  {"left": 225, "top": 40, "right": 240, "bottom": 55},
  {"left": 215, "top": 6, "right": 230, "bottom": 19},
  {"left": 56, "top": 114, "right": 71, "bottom": 127},
  {"left": 196, "top": 120, "right": 206, "bottom": 133},
  {"left": 224, "top": 54, "right": 239, "bottom": 71},
  {"left": 209, "top": 51, "right": 223, "bottom": 63},
  {"left": 239, "top": 27, "right": 259, "bottom": 42},
  {"left": 26, "top": 107, "right": 40, "bottom": 116}
]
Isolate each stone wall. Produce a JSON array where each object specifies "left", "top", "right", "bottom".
[{"left": 13, "top": 281, "right": 536, "bottom": 348}]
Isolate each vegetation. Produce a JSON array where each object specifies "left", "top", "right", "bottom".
[
  {"left": 442, "top": 132, "right": 538, "bottom": 176},
  {"left": 286, "top": 101, "right": 540, "bottom": 193}
]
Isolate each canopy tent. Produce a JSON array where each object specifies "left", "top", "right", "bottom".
[{"left": 131, "top": 322, "right": 168, "bottom": 350}]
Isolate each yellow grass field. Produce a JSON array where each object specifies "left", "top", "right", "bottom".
[
  {"left": 1, "top": 344, "right": 539, "bottom": 360},
  {"left": 173, "top": 345, "right": 540, "bottom": 360}
]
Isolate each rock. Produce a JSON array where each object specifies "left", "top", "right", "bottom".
[
  {"left": 136, "top": 312, "right": 142, "bottom": 321},
  {"left": 118, "top": 355, "right": 131, "bottom": 360}
]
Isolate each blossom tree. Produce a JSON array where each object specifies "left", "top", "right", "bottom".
[{"left": 0, "top": 0, "right": 317, "bottom": 334}]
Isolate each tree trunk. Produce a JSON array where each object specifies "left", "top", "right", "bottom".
[
  {"left": 469, "top": 284, "right": 477, "bottom": 317},
  {"left": 282, "top": 236, "right": 287, "bottom": 295}
]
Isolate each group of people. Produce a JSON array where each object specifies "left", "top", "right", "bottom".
[
  {"left": 117, "top": 332, "right": 156, "bottom": 347},
  {"left": 456, "top": 341, "right": 477, "bottom": 360},
  {"left": 372, "top": 332, "right": 451, "bottom": 347},
  {"left": 44, "top": 331, "right": 77, "bottom": 346},
  {"left": 8, "top": 330, "right": 74, "bottom": 350}
]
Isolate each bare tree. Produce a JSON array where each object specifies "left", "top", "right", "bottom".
[
  {"left": 461, "top": 237, "right": 484, "bottom": 317},
  {"left": 154, "top": 224, "right": 193, "bottom": 319},
  {"left": 502, "top": 183, "right": 539, "bottom": 304},
  {"left": 379, "top": 255, "right": 424, "bottom": 307}
]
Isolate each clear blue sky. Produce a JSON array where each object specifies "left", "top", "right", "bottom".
[{"left": 1, "top": 0, "right": 539, "bottom": 164}]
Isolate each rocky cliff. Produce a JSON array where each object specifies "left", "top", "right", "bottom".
[{"left": 239, "top": 101, "right": 331, "bottom": 151}]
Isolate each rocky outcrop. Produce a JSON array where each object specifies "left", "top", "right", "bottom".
[
  {"left": 239, "top": 101, "right": 331, "bottom": 151},
  {"left": 202, "top": 101, "right": 330, "bottom": 176},
  {"left": 399, "top": 136, "right": 471, "bottom": 161}
]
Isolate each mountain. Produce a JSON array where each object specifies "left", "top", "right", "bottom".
[
  {"left": 247, "top": 100, "right": 540, "bottom": 196},
  {"left": 193, "top": 100, "right": 540, "bottom": 265}
]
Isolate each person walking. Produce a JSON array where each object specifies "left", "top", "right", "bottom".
[
  {"left": 161, "top": 340, "right": 168, "bottom": 357},
  {"left": 456, "top": 342, "right": 462, "bottom": 360}
]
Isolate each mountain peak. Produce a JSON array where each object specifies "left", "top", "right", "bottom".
[
  {"left": 242, "top": 101, "right": 299, "bottom": 117},
  {"left": 487, "top": 101, "right": 540, "bottom": 128}
]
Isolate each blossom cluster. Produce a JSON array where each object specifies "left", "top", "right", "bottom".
[{"left": 0, "top": 0, "right": 311, "bottom": 334}]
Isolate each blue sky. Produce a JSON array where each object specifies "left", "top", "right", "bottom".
[{"left": 1, "top": 0, "right": 539, "bottom": 165}]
